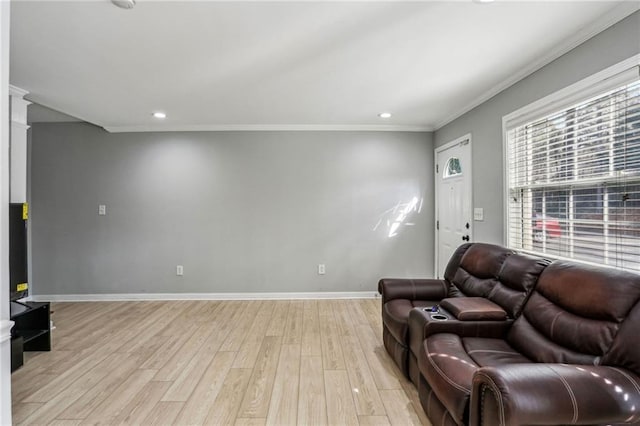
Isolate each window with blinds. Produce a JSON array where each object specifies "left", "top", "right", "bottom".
[{"left": 505, "top": 65, "right": 640, "bottom": 272}]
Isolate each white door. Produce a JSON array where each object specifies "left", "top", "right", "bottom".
[{"left": 435, "top": 135, "right": 472, "bottom": 278}]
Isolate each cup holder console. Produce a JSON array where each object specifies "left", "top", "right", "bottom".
[
  {"left": 430, "top": 314, "right": 448, "bottom": 321},
  {"left": 422, "top": 306, "right": 448, "bottom": 321}
]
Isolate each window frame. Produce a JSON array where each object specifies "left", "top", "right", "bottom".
[{"left": 502, "top": 54, "right": 640, "bottom": 269}]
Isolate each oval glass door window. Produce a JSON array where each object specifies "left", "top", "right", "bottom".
[{"left": 444, "top": 157, "right": 462, "bottom": 178}]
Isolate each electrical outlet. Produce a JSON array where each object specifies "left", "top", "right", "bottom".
[
  {"left": 318, "top": 264, "right": 326, "bottom": 275},
  {"left": 98, "top": 204, "right": 106, "bottom": 216},
  {"left": 176, "top": 265, "right": 184, "bottom": 276}
]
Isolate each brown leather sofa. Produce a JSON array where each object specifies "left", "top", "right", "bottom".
[
  {"left": 380, "top": 243, "right": 640, "bottom": 425},
  {"left": 378, "top": 242, "right": 548, "bottom": 385}
]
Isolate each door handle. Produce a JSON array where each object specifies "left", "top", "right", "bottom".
[{"left": 462, "top": 235, "right": 470, "bottom": 241}]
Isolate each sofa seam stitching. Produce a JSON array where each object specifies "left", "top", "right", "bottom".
[
  {"left": 548, "top": 365, "right": 578, "bottom": 424},
  {"left": 474, "top": 373, "right": 505, "bottom": 426},
  {"left": 467, "top": 349, "right": 520, "bottom": 356},
  {"left": 612, "top": 367, "right": 640, "bottom": 393},
  {"left": 549, "top": 310, "right": 563, "bottom": 341},
  {"left": 425, "top": 341, "right": 471, "bottom": 394},
  {"left": 609, "top": 368, "right": 640, "bottom": 423}
]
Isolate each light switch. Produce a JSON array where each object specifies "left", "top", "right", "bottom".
[
  {"left": 98, "top": 204, "right": 106, "bottom": 216},
  {"left": 474, "top": 207, "right": 484, "bottom": 221}
]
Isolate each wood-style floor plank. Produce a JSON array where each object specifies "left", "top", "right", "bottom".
[
  {"left": 79, "top": 368, "right": 157, "bottom": 425},
  {"left": 319, "top": 301, "right": 346, "bottom": 370},
  {"left": 19, "top": 353, "right": 139, "bottom": 424},
  {"left": 300, "top": 300, "right": 322, "bottom": 357},
  {"left": 354, "top": 323, "right": 402, "bottom": 391},
  {"left": 232, "top": 302, "right": 274, "bottom": 369},
  {"left": 297, "top": 356, "right": 327, "bottom": 426},
  {"left": 264, "top": 301, "right": 290, "bottom": 337},
  {"left": 282, "top": 301, "right": 304, "bottom": 344},
  {"left": 57, "top": 353, "right": 146, "bottom": 420},
  {"left": 358, "top": 415, "right": 392, "bottom": 425},
  {"left": 234, "top": 418, "right": 266, "bottom": 426},
  {"left": 171, "top": 351, "right": 237, "bottom": 424},
  {"left": 160, "top": 329, "right": 232, "bottom": 402},
  {"left": 48, "top": 420, "right": 83, "bottom": 426},
  {"left": 111, "top": 381, "right": 172, "bottom": 426},
  {"left": 341, "top": 335, "right": 386, "bottom": 416},
  {"left": 324, "top": 370, "right": 359, "bottom": 426},
  {"left": 219, "top": 301, "right": 256, "bottom": 352},
  {"left": 153, "top": 322, "right": 218, "bottom": 382},
  {"left": 379, "top": 389, "right": 426, "bottom": 426},
  {"left": 265, "top": 344, "right": 301, "bottom": 425},
  {"left": 11, "top": 299, "right": 431, "bottom": 426},
  {"left": 236, "top": 336, "right": 282, "bottom": 419},
  {"left": 140, "top": 401, "right": 184, "bottom": 426},
  {"left": 10, "top": 402, "right": 42, "bottom": 424},
  {"left": 202, "top": 368, "right": 253, "bottom": 426}
]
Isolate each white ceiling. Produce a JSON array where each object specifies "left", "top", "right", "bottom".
[{"left": 10, "top": 1, "right": 640, "bottom": 132}]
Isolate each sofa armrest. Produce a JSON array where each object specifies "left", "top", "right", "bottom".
[
  {"left": 378, "top": 278, "right": 448, "bottom": 304},
  {"left": 470, "top": 364, "right": 640, "bottom": 426},
  {"left": 408, "top": 308, "right": 512, "bottom": 358}
]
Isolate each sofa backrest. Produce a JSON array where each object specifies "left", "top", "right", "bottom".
[
  {"left": 491, "top": 252, "right": 551, "bottom": 318},
  {"left": 507, "top": 260, "right": 640, "bottom": 375},
  {"left": 446, "top": 243, "right": 547, "bottom": 318},
  {"left": 446, "top": 243, "right": 513, "bottom": 295},
  {"left": 443, "top": 243, "right": 474, "bottom": 284}
]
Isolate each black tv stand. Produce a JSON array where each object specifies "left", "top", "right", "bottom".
[{"left": 10, "top": 300, "right": 51, "bottom": 372}]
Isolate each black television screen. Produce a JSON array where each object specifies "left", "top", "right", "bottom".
[{"left": 10, "top": 203, "right": 28, "bottom": 301}]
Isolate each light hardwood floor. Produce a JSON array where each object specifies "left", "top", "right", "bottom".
[{"left": 11, "top": 299, "right": 431, "bottom": 426}]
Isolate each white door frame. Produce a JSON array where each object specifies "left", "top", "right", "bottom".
[
  {"left": 434, "top": 133, "right": 472, "bottom": 278},
  {"left": 0, "top": 0, "right": 13, "bottom": 424}
]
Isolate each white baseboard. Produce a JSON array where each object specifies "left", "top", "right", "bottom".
[{"left": 29, "top": 291, "right": 380, "bottom": 302}]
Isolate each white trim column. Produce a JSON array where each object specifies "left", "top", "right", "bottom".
[
  {"left": 9, "top": 86, "right": 30, "bottom": 204},
  {"left": 1, "top": 0, "right": 13, "bottom": 424}
]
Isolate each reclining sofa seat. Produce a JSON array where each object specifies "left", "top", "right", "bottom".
[
  {"left": 407, "top": 247, "right": 550, "bottom": 387},
  {"left": 379, "top": 242, "right": 546, "bottom": 381},
  {"left": 418, "top": 260, "right": 640, "bottom": 426}
]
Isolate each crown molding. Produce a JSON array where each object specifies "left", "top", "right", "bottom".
[
  {"left": 434, "top": 1, "right": 640, "bottom": 131},
  {"left": 29, "top": 291, "right": 379, "bottom": 302},
  {"left": 9, "top": 85, "right": 28, "bottom": 98},
  {"left": 102, "top": 123, "right": 434, "bottom": 133}
]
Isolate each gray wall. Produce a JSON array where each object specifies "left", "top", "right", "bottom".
[
  {"left": 29, "top": 123, "right": 433, "bottom": 295},
  {"left": 435, "top": 11, "right": 640, "bottom": 244}
]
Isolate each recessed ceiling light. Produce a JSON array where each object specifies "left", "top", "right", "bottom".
[
  {"left": 379, "top": 112, "right": 392, "bottom": 119},
  {"left": 473, "top": 0, "right": 495, "bottom": 3},
  {"left": 152, "top": 112, "right": 167, "bottom": 119}
]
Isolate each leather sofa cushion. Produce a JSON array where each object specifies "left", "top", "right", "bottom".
[
  {"left": 443, "top": 243, "right": 473, "bottom": 283},
  {"left": 440, "top": 297, "right": 507, "bottom": 321},
  {"left": 419, "top": 334, "right": 532, "bottom": 425},
  {"left": 490, "top": 253, "right": 550, "bottom": 317},
  {"left": 535, "top": 261, "right": 640, "bottom": 323},
  {"left": 383, "top": 299, "right": 435, "bottom": 344},
  {"left": 462, "top": 337, "right": 530, "bottom": 367},
  {"left": 458, "top": 243, "right": 513, "bottom": 280},
  {"left": 419, "top": 334, "right": 475, "bottom": 425},
  {"left": 508, "top": 261, "right": 640, "bottom": 367}
]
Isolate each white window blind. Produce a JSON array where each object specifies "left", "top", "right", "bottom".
[{"left": 506, "top": 65, "right": 640, "bottom": 272}]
